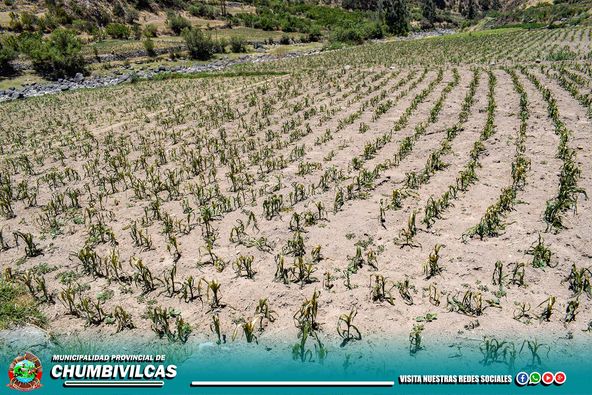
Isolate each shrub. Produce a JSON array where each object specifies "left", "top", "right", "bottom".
[
  {"left": 15, "top": 32, "right": 42, "bottom": 55},
  {"left": 36, "top": 14, "right": 59, "bottom": 33},
  {"left": 230, "top": 36, "right": 247, "bottom": 53},
  {"left": 307, "top": 25, "right": 323, "bottom": 42},
  {"left": 143, "top": 37, "right": 156, "bottom": 57},
  {"left": 167, "top": 12, "right": 191, "bottom": 35},
  {"left": 125, "top": 8, "right": 140, "bottom": 24},
  {"left": 189, "top": 3, "right": 218, "bottom": 19},
  {"left": 183, "top": 27, "right": 215, "bottom": 60},
  {"left": 29, "top": 28, "right": 86, "bottom": 80},
  {"left": 363, "top": 21, "right": 384, "bottom": 39},
  {"left": 143, "top": 24, "right": 158, "bottom": 38},
  {"left": 71, "top": 19, "right": 94, "bottom": 33},
  {"left": 280, "top": 35, "right": 291, "bottom": 45},
  {"left": 105, "top": 23, "right": 130, "bottom": 39},
  {"left": 0, "top": 280, "right": 47, "bottom": 329},
  {"left": 19, "top": 11, "right": 39, "bottom": 32},
  {"left": 8, "top": 12, "right": 22, "bottom": 32},
  {"left": 330, "top": 26, "right": 364, "bottom": 45},
  {"left": 213, "top": 38, "right": 228, "bottom": 54},
  {"left": 0, "top": 34, "right": 18, "bottom": 75}
]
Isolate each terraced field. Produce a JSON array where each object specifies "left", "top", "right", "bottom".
[{"left": 1, "top": 27, "right": 591, "bottom": 357}]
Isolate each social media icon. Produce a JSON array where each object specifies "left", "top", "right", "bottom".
[
  {"left": 515, "top": 372, "right": 529, "bottom": 386},
  {"left": 529, "top": 372, "right": 541, "bottom": 385},
  {"left": 554, "top": 371, "right": 566, "bottom": 385},
  {"left": 542, "top": 372, "right": 554, "bottom": 385}
]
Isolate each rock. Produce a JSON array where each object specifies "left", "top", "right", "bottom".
[
  {"left": 0, "top": 49, "right": 315, "bottom": 101},
  {"left": 0, "top": 325, "right": 54, "bottom": 355}
]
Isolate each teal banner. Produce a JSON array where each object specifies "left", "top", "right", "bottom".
[{"left": 2, "top": 337, "right": 587, "bottom": 394}]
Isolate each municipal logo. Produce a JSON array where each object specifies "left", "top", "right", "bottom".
[{"left": 7, "top": 352, "right": 42, "bottom": 392}]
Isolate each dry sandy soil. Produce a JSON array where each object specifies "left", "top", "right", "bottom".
[{"left": 1, "top": 28, "right": 592, "bottom": 363}]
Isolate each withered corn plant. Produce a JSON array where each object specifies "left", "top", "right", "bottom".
[
  {"left": 337, "top": 308, "right": 361, "bottom": 346},
  {"left": 520, "top": 339, "right": 550, "bottom": 368},
  {"left": 255, "top": 298, "right": 277, "bottom": 328},
  {"left": 479, "top": 337, "right": 516, "bottom": 368},
  {"left": 13, "top": 231, "right": 42, "bottom": 257},
  {"left": 233, "top": 255, "right": 256, "bottom": 279},
  {"left": 233, "top": 317, "right": 258, "bottom": 343},
  {"left": 369, "top": 274, "right": 395, "bottom": 305},
  {"left": 423, "top": 244, "right": 444, "bottom": 279},
  {"left": 146, "top": 306, "right": 192, "bottom": 343},
  {"left": 526, "top": 234, "right": 555, "bottom": 268},
  {"left": 294, "top": 290, "right": 320, "bottom": 332},
  {"left": 536, "top": 296, "right": 556, "bottom": 322},
  {"left": 113, "top": 306, "right": 135, "bottom": 332},
  {"left": 210, "top": 314, "right": 225, "bottom": 344},
  {"left": 409, "top": 324, "right": 424, "bottom": 355}
]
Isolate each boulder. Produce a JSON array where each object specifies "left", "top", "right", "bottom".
[{"left": 0, "top": 325, "right": 54, "bottom": 355}]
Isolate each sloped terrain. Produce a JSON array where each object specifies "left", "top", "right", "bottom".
[{"left": 0, "top": 27, "right": 591, "bottom": 358}]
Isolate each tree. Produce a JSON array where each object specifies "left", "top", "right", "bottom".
[
  {"left": 183, "top": 28, "right": 215, "bottom": 60},
  {"left": 422, "top": 0, "right": 436, "bottom": 25},
  {"left": 167, "top": 12, "right": 191, "bottom": 35},
  {"left": 29, "top": 28, "right": 86, "bottom": 79},
  {"left": 383, "top": 0, "right": 410, "bottom": 36},
  {"left": 0, "top": 35, "right": 18, "bottom": 75},
  {"left": 466, "top": 0, "right": 477, "bottom": 19},
  {"left": 434, "top": 0, "right": 446, "bottom": 9}
]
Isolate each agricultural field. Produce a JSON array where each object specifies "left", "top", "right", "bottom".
[{"left": 1, "top": 26, "right": 592, "bottom": 361}]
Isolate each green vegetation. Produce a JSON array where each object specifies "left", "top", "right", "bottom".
[
  {"left": 384, "top": 0, "right": 410, "bottom": 36},
  {"left": 150, "top": 70, "right": 288, "bottom": 81},
  {"left": 105, "top": 23, "right": 130, "bottom": 39},
  {"left": 183, "top": 27, "right": 216, "bottom": 60},
  {"left": 0, "top": 280, "right": 47, "bottom": 329},
  {"left": 232, "top": 0, "right": 388, "bottom": 44},
  {"left": 229, "top": 36, "right": 247, "bottom": 53},
  {"left": 487, "top": 0, "right": 592, "bottom": 29},
  {"left": 0, "top": 34, "right": 17, "bottom": 74},
  {"left": 189, "top": 3, "right": 221, "bottom": 19},
  {"left": 143, "top": 37, "right": 156, "bottom": 56},
  {"left": 29, "top": 28, "right": 86, "bottom": 80},
  {"left": 167, "top": 12, "right": 191, "bottom": 36}
]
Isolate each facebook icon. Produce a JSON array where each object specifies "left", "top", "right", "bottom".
[{"left": 516, "top": 372, "right": 529, "bottom": 386}]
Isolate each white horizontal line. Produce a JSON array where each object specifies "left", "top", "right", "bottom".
[
  {"left": 190, "top": 381, "right": 394, "bottom": 387},
  {"left": 64, "top": 380, "right": 164, "bottom": 387}
]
